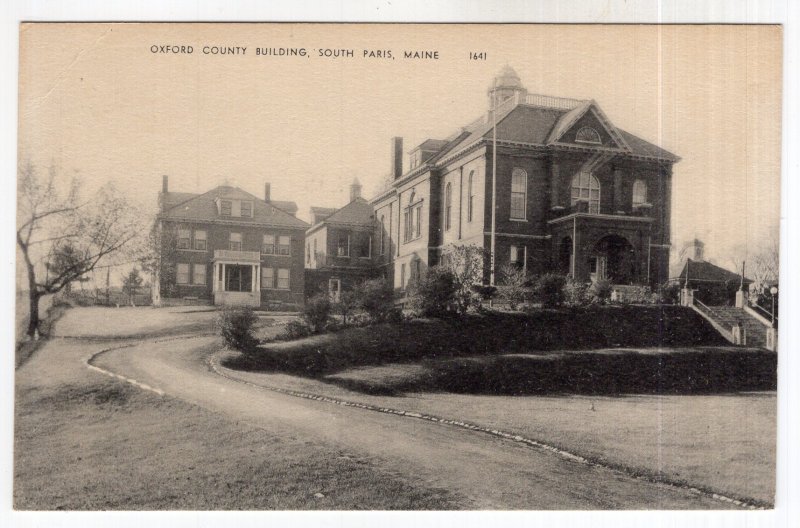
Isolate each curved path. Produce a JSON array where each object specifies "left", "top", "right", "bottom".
[{"left": 90, "top": 335, "right": 738, "bottom": 510}]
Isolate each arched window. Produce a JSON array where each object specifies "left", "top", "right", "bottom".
[
  {"left": 510, "top": 168, "right": 527, "bottom": 219},
  {"left": 444, "top": 182, "right": 452, "bottom": 231},
  {"left": 575, "top": 127, "right": 601, "bottom": 144},
  {"left": 467, "top": 170, "right": 474, "bottom": 222},
  {"left": 571, "top": 172, "right": 601, "bottom": 214},
  {"left": 632, "top": 179, "right": 647, "bottom": 207}
]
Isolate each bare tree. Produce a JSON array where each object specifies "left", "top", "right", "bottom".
[{"left": 16, "top": 163, "right": 138, "bottom": 338}]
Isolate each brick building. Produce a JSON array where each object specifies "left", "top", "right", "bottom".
[
  {"left": 372, "top": 66, "right": 679, "bottom": 291},
  {"left": 305, "top": 179, "right": 379, "bottom": 301},
  {"left": 153, "top": 177, "right": 308, "bottom": 308}
]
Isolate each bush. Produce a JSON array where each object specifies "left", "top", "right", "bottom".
[
  {"left": 498, "top": 264, "right": 531, "bottom": 311},
  {"left": 302, "top": 294, "right": 332, "bottom": 333},
  {"left": 658, "top": 281, "right": 681, "bottom": 304},
  {"left": 357, "top": 277, "right": 398, "bottom": 323},
  {"left": 563, "top": 277, "right": 590, "bottom": 307},
  {"left": 589, "top": 278, "right": 613, "bottom": 304},
  {"left": 335, "top": 289, "right": 360, "bottom": 326},
  {"left": 409, "top": 266, "right": 458, "bottom": 317},
  {"left": 535, "top": 273, "right": 567, "bottom": 308},
  {"left": 277, "top": 319, "right": 314, "bottom": 341},
  {"left": 217, "top": 306, "right": 259, "bottom": 352}
]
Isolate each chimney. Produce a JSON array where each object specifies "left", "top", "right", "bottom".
[
  {"left": 691, "top": 239, "right": 705, "bottom": 261},
  {"left": 162, "top": 175, "right": 169, "bottom": 193},
  {"left": 264, "top": 182, "right": 271, "bottom": 202},
  {"left": 350, "top": 178, "right": 362, "bottom": 201},
  {"left": 391, "top": 137, "right": 403, "bottom": 179}
]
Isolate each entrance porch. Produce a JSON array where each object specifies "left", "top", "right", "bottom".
[{"left": 212, "top": 250, "right": 261, "bottom": 307}]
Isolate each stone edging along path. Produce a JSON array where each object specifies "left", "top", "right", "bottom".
[{"left": 86, "top": 335, "right": 768, "bottom": 511}]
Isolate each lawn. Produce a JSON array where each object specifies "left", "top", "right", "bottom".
[
  {"left": 216, "top": 306, "right": 776, "bottom": 505},
  {"left": 14, "top": 366, "right": 464, "bottom": 510}
]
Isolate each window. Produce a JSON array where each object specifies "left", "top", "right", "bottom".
[
  {"left": 337, "top": 233, "right": 350, "bottom": 257},
  {"left": 510, "top": 168, "right": 527, "bottom": 220},
  {"left": 262, "top": 234, "right": 275, "bottom": 254},
  {"left": 575, "top": 126, "right": 601, "bottom": 144},
  {"left": 277, "top": 235, "right": 291, "bottom": 255},
  {"left": 176, "top": 263, "right": 190, "bottom": 284},
  {"left": 177, "top": 228, "right": 191, "bottom": 249},
  {"left": 277, "top": 268, "right": 290, "bottom": 289},
  {"left": 510, "top": 245, "right": 526, "bottom": 270},
  {"left": 220, "top": 200, "right": 232, "bottom": 216},
  {"left": 306, "top": 242, "right": 311, "bottom": 264},
  {"left": 261, "top": 267, "right": 274, "bottom": 289},
  {"left": 192, "top": 263, "right": 206, "bottom": 285},
  {"left": 379, "top": 215, "right": 386, "bottom": 255},
  {"left": 240, "top": 201, "right": 252, "bottom": 217},
  {"left": 356, "top": 234, "right": 371, "bottom": 259},
  {"left": 400, "top": 263, "right": 406, "bottom": 290},
  {"left": 403, "top": 211, "right": 410, "bottom": 243},
  {"left": 404, "top": 201, "right": 423, "bottom": 243},
  {"left": 229, "top": 232, "right": 242, "bottom": 251},
  {"left": 467, "top": 170, "right": 475, "bottom": 222},
  {"left": 414, "top": 205, "right": 422, "bottom": 238},
  {"left": 194, "top": 230, "right": 207, "bottom": 250},
  {"left": 570, "top": 172, "right": 601, "bottom": 214},
  {"left": 444, "top": 182, "right": 452, "bottom": 231},
  {"left": 632, "top": 179, "right": 647, "bottom": 207}
]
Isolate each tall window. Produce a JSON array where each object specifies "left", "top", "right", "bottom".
[
  {"left": 414, "top": 205, "right": 422, "bottom": 238},
  {"left": 194, "top": 230, "right": 207, "bottom": 250},
  {"left": 356, "top": 234, "right": 371, "bottom": 258},
  {"left": 277, "top": 268, "right": 290, "bottom": 289},
  {"left": 444, "top": 182, "right": 452, "bottom": 231},
  {"left": 220, "top": 200, "right": 232, "bottom": 216},
  {"left": 571, "top": 172, "right": 601, "bottom": 214},
  {"left": 306, "top": 242, "right": 311, "bottom": 264},
  {"left": 176, "top": 263, "right": 190, "bottom": 284},
  {"left": 632, "top": 179, "right": 647, "bottom": 207},
  {"left": 403, "top": 204, "right": 423, "bottom": 242},
  {"left": 510, "top": 168, "right": 527, "bottom": 220},
  {"left": 261, "top": 267, "right": 274, "bottom": 289},
  {"left": 229, "top": 232, "right": 242, "bottom": 251},
  {"left": 177, "top": 228, "right": 191, "bottom": 249},
  {"left": 510, "top": 245, "right": 526, "bottom": 271},
  {"left": 277, "top": 235, "right": 291, "bottom": 255},
  {"left": 400, "top": 263, "right": 406, "bottom": 290},
  {"left": 379, "top": 215, "right": 386, "bottom": 255},
  {"left": 467, "top": 170, "right": 475, "bottom": 222},
  {"left": 262, "top": 234, "right": 275, "bottom": 254},
  {"left": 192, "top": 264, "right": 206, "bottom": 285},
  {"left": 403, "top": 210, "right": 410, "bottom": 243},
  {"left": 240, "top": 201, "right": 252, "bottom": 217},
  {"left": 337, "top": 233, "right": 350, "bottom": 257}
]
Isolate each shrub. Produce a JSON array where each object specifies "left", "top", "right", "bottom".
[
  {"left": 217, "top": 306, "right": 259, "bottom": 352},
  {"left": 335, "top": 289, "right": 360, "bottom": 326},
  {"left": 409, "top": 266, "right": 458, "bottom": 317},
  {"left": 498, "top": 264, "right": 531, "bottom": 311},
  {"left": 658, "top": 281, "right": 681, "bottom": 304},
  {"left": 277, "top": 319, "right": 314, "bottom": 340},
  {"left": 302, "top": 294, "right": 332, "bottom": 333},
  {"left": 589, "top": 278, "right": 613, "bottom": 304},
  {"left": 535, "top": 273, "right": 567, "bottom": 308},
  {"left": 439, "top": 244, "right": 489, "bottom": 314},
  {"left": 624, "top": 285, "right": 654, "bottom": 304},
  {"left": 563, "top": 277, "right": 590, "bottom": 307},
  {"left": 357, "top": 277, "right": 398, "bottom": 323}
]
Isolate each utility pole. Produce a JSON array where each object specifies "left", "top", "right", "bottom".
[{"left": 490, "top": 78, "right": 498, "bottom": 286}]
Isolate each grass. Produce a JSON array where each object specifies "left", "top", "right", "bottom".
[
  {"left": 14, "top": 376, "right": 464, "bottom": 510},
  {"left": 222, "top": 306, "right": 765, "bottom": 396}
]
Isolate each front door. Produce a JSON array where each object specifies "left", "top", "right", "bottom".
[
  {"left": 225, "top": 265, "right": 253, "bottom": 292},
  {"left": 328, "top": 278, "right": 341, "bottom": 303},
  {"left": 590, "top": 256, "right": 607, "bottom": 282}
]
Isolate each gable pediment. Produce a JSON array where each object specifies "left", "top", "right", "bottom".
[{"left": 548, "top": 102, "right": 631, "bottom": 153}]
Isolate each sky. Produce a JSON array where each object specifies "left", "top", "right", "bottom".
[{"left": 17, "top": 23, "right": 782, "bottom": 275}]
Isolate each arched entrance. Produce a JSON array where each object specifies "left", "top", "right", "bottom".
[{"left": 590, "top": 235, "right": 637, "bottom": 284}]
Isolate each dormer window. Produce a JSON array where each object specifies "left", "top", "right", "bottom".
[
  {"left": 240, "top": 201, "right": 253, "bottom": 217},
  {"left": 220, "top": 200, "right": 232, "bottom": 216},
  {"left": 575, "top": 127, "right": 602, "bottom": 145}
]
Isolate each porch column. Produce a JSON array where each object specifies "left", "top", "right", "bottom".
[
  {"left": 221, "top": 263, "right": 226, "bottom": 292},
  {"left": 253, "top": 264, "right": 259, "bottom": 293},
  {"left": 212, "top": 263, "right": 217, "bottom": 292}
]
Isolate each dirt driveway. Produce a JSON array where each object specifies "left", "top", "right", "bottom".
[{"left": 90, "top": 333, "right": 736, "bottom": 509}]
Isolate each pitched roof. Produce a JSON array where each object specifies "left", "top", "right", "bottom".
[
  {"left": 160, "top": 185, "right": 308, "bottom": 229},
  {"left": 307, "top": 197, "right": 374, "bottom": 234},
  {"left": 679, "top": 258, "right": 753, "bottom": 284},
  {"left": 431, "top": 97, "right": 678, "bottom": 164}
]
